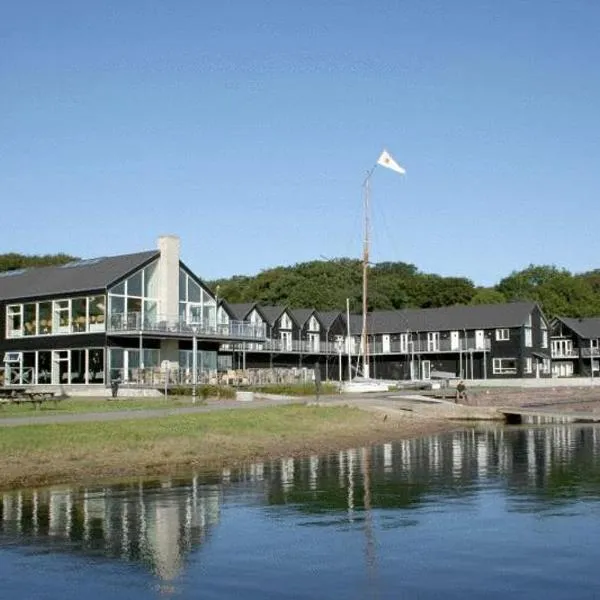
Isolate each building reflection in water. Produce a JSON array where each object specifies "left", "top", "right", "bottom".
[
  {"left": 1, "top": 425, "right": 600, "bottom": 582},
  {"left": 1, "top": 477, "right": 222, "bottom": 583}
]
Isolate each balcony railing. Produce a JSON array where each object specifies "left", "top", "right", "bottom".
[
  {"left": 382, "top": 338, "right": 491, "bottom": 354},
  {"left": 227, "top": 337, "right": 492, "bottom": 355},
  {"left": 107, "top": 313, "right": 266, "bottom": 341},
  {"left": 551, "top": 349, "right": 580, "bottom": 359},
  {"left": 233, "top": 339, "right": 345, "bottom": 354},
  {"left": 551, "top": 348, "right": 600, "bottom": 359}
]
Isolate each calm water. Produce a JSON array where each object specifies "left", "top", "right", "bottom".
[{"left": 2, "top": 425, "right": 600, "bottom": 599}]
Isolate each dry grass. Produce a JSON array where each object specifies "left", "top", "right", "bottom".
[{"left": 0, "top": 405, "right": 454, "bottom": 491}]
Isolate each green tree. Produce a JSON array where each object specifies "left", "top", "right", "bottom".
[
  {"left": 470, "top": 288, "right": 506, "bottom": 305},
  {"left": 0, "top": 253, "right": 78, "bottom": 272}
]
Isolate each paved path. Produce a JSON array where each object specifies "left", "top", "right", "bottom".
[
  {"left": 0, "top": 392, "right": 505, "bottom": 428},
  {"left": 0, "top": 396, "right": 303, "bottom": 428}
]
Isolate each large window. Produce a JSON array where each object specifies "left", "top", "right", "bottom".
[
  {"left": 541, "top": 320, "right": 548, "bottom": 348},
  {"left": 5, "top": 296, "right": 106, "bottom": 339},
  {"left": 2, "top": 348, "right": 105, "bottom": 385},
  {"left": 493, "top": 358, "right": 517, "bottom": 375},
  {"left": 6, "top": 305, "right": 22, "bottom": 338},
  {"left": 108, "top": 261, "right": 159, "bottom": 329},
  {"left": 179, "top": 269, "right": 216, "bottom": 329}
]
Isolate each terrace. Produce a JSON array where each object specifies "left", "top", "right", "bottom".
[{"left": 107, "top": 312, "right": 266, "bottom": 342}]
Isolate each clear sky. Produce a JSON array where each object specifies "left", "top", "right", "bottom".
[{"left": 2, "top": 0, "right": 599, "bottom": 287}]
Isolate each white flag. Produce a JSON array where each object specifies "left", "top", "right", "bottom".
[{"left": 377, "top": 149, "right": 406, "bottom": 175}]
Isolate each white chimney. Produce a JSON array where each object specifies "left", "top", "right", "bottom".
[{"left": 157, "top": 235, "right": 180, "bottom": 320}]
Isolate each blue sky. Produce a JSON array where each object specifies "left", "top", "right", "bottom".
[{"left": 2, "top": 0, "right": 599, "bottom": 287}]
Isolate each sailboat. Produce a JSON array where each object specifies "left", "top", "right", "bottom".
[{"left": 344, "top": 150, "right": 406, "bottom": 393}]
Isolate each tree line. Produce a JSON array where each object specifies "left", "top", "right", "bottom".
[
  {"left": 1, "top": 253, "right": 599, "bottom": 318},
  {"left": 0, "top": 253, "right": 77, "bottom": 272},
  {"left": 209, "top": 261, "right": 600, "bottom": 319}
]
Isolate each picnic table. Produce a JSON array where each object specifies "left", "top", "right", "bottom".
[{"left": 0, "top": 388, "right": 61, "bottom": 409}]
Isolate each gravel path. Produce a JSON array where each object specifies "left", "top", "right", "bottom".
[{"left": 3, "top": 386, "right": 600, "bottom": 428}]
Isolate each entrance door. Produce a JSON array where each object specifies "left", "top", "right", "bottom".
[
  {"left": 280, "top": 331, "right": 292, "bottom": 351},
  {"left": 450, "top": 331, "right": 459, "bottom": 351},
  {"left": 421, "top": 360, "right": 431, "bottom": 380},
  {"left": 382, "top": 335, "right": 390, "bottom": 353},
  {"left": 52, "top": 350, "right": 70, "bottom": 385},
  {"left": 475, "top": 330, "right": 485, "bottom": 349},
  {"left": 410, "top": 360, "right": 418, "bottom": 381}
]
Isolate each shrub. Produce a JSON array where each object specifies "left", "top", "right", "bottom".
[
  {"left": 246, "top": 382, "right": 339, "bottom": 396},
  {"left": 166, "top": 385, "right": 236, "bottom": 400}
]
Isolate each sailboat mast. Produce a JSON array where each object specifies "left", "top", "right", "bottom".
[{"left": 362, "top": 169, "right": 374, "bottom": 379}]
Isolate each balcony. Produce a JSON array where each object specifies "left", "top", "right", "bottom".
[
  {"left": 234, "top": 339, "right": 344, "bottom": 355},
  {"left": 369, "top": 337, "right": 491, "bottom": 355},
  {"left": 551, "top": 349, "right": 580, "bottom": 359},
  {"left": 107, "top": 313, "right": 266, "bottom": 342},
  {"left": 229, "top": 336, "right": 491, "bottom": 356}
]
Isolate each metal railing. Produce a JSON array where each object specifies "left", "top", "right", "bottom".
[
  {"left": 233, "top": 337, "right": 492, "bottom": 356},
  {"left": 110, "top": 366, "right": 316, "bottom": 387},
  {"left": 551, "top": 349, "right": 580, "bottom": 358},
  {"left": 238, "top": 339, "right": 344, "bottom": 354},
  {"left": 107, "top": 312, "right": 266, "bottom": 340},
  {"left": 370, "top": 338, "right": 491, "bottom": 354}
]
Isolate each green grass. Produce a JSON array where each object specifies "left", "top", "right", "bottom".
[
  {"left": 247, "top": 382, "right": 340, "bottom": 396},
  {"left": 0, "top": 396, "right": 200, "bottom": 418},
  {"left": 0, "top": 405, "right": 362, "bottom": 453}
]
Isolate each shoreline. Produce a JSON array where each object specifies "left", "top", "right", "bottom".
[
  {"left": 4, "top": 383, "right": 600, "bottom": 493},
  {"left": 0, "top": 406, "right": 460, "bottom": 492}
]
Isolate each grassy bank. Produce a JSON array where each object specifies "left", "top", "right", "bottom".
[
  {"left": 0, "top": 396, "right": 197, "bottom": 417},
  {"left": 0, "top": 404, "right": 454, "bottom": 492}
]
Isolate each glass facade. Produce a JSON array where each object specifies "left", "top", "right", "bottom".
[
  {"left": 5, "top": 296, "right": 106, "bottom": 338},
  {"left": 2, "top": 348, "right": 105, "bottom": 385},
  {"left": 179, "top": 269, "right": 216, "bottom": 329},
  {"left": 108, "top": 261, "right": 159, "bottom": 330}
]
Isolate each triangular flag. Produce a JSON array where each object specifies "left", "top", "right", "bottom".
[{"left": 377, "top": 149, "right": 406, "bottom": 175}]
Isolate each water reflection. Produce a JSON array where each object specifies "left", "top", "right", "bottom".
[
  {"left": 2, "top": 425, "right": 600, "bottom": 591},
  {"left": 0, "top": 478, "right": 222, "bottom": 583}
]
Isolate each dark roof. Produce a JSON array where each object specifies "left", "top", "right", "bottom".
[
  {"left": 0, "top": 251, "right": 159, "bottom": 301},
  {"left": 225, "top": 302, "right": 256, "bottom": 320},
  {"left": 317, "top": 310, "right": 344, "bottom": 329},
  {"left": 555, "top": 317, "right": 600, "bottom": 340},
  {"left": 290, "top": 308, "right": 315, "bottom": 327},
  {"left": 258, "top": 305, "right": 291, "bottom": 326},
  {"left": 346, "top": 302, "right": 538, "bottom": 335}
]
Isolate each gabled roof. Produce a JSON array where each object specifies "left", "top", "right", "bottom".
[
  {"left": 346, "top": 301, "right": 538, "bottom": 335},
  {"left": 0, "top": 251, "right": 159, "bottom": 301},
  {"left": 290, "top": 308, "right": 315, "bottom": 328},
  {"left": 258, "top": 305, "right": 297, "bottom": 327},
  {"left": 317, "top": 310, "right": 344, "bottom": 330},
  {"left": 554, "top": 317, "right": 600, "bottom": 340},
  {"left": 225, "top": 302, "right": 256, "bottom": 320}
]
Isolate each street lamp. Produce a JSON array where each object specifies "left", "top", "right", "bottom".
[{"left": 192, "top": 328, "right": 198, "bottom": 403}]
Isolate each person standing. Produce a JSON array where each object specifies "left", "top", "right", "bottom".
[
  {"left": 456, "top": 380, "right": 467, "bottom": 403},
  {"left": 313, "top": 362, "right": 322, "bottom": 402}
]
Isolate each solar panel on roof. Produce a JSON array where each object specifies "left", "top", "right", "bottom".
[{"left": 60, "top": 258, "right": 104, "bottom": 268}]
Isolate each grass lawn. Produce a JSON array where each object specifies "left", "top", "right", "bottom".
[
  {"left": 0, "top": 404, "right": 453, "bottom": 491},
  {"left": 0, "top": 396, "right": 203, "bottom": 417}
]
